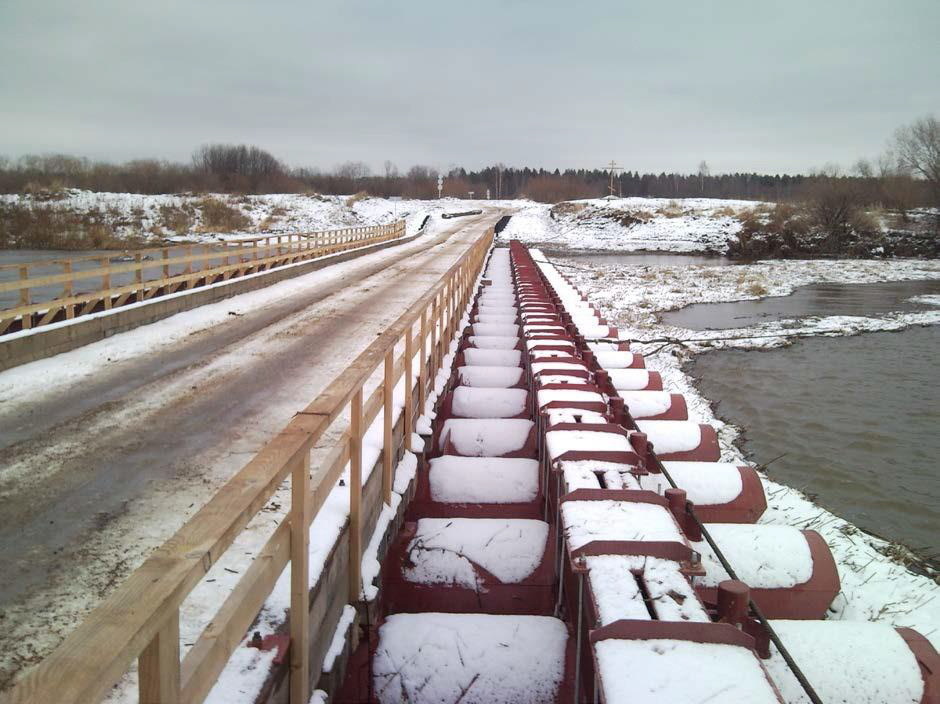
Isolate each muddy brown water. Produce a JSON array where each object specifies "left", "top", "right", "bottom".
[{"left": 689, "top": 325, "right": 940, "bottom": 555}]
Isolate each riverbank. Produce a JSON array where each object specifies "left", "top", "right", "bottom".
[{"left": 537, "top": 248, "right": 940, "bottom": 649}]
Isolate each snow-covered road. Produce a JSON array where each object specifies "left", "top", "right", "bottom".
[{"left": 0, "top": 210, "right": 501, "bottom": 688}]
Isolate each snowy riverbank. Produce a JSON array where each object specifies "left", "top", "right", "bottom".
[{"left": 542, "top": 249, "right": 940, "bottom": 649}]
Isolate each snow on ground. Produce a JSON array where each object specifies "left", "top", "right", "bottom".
[
  {"left": 500, "top": 198, "right": 752, "bottom": 253},
  {"left": 0, "top": 190, "right": 516, "bottom": 244},
  {"left": 549, "top": 250, "right": 940, "bottom": 649},
  {"left": 553, "top": 255, "right": 940, "bottom": 335}
]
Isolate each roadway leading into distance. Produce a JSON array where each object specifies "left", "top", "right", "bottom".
[{"left": 0, "top": 210, "right": 502, "bottom": 689}]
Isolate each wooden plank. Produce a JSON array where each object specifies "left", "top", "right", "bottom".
[
  {"left": 348, "top": 388, "right": 363, "bottom": 602},
  {"left": 3, "top": 225, "right": 496, "bottom": 704},
  {"left": 5, "top": 422, "right": 319, "bottom": 704},
  {"left": 138, "top": 611, "right": 180, "bottom": 704},
  {"left": 37, "top": 305, "right": 62, "bottom": 327},
  {"left": 382, "top": 349, "right": 394, "bottom": 505},
  {"left": 179, "top": 522, "right": 290, "bottom": 704},
  {"left": 290, "top": 452, "right": 311, "bottom": 704},
  {"left": 0, "top": 222, "right": 383, "bottom": 277},
  {"left": 0, "top": 224, "right": 400, "bottom": 316},
  {"left": 404, "top": 325, "right": 414, "bottom": 452},
  {"left": 419, "top": 309, "right": 428, "bottom": 411},
  {"left": 101, "top": 259, "right": 112, "bottom": 311},
  {"left": 18, "top": 266, "right": 30, "bottom": 330}
]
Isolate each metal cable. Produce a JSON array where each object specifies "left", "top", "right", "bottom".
[{"left": 654, "top": 457, "right": 825, "bottom": 704}]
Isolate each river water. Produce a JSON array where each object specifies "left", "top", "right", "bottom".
[
  {"left": 663, "top": 279, "right": 940, "bottom": 330},
  {"left": 556, "top": 251, "right": 736, "bottom": 268},
  {"left": 679, "top": 288, "right": 940, "bottom": 555}
]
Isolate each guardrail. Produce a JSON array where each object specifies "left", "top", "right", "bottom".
[
  {"left": 0, "top": 220, "right": 406, "bottom": 336},
  {"left": 2, "top": 225, "right": 494, "bottom": 704}
]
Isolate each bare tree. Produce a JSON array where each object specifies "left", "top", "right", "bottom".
[
  {"left": 893, "top": 115, "right": 940, "bottom": 219},
  {"left": 876, "top": 151, "right": 918, "bottom": 221},
  {"left": 192, "top": 144, "right": 285, "bottom": 192},
  {"left": 383, "top": 160, "right": 398, "bottom": 179},
  {"left": 697, "top": 160, "right": 710, "bottom": 194},
  {"left": 334, "top": 161, "right": 371, "bottom": 182}
]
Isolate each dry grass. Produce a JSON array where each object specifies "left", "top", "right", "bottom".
[
  {"left": 0, "top": 201, "right": 156, "bottom": 249},
  {"left": 21, "top": 180, "right": 69, "bottom": 201},
  {"left": 656, "top": 200, "right": 687, "bottom": 218},
  {"left": 196, "top": 197, "right": 250, "bottom": 231},
  {"left": 746, "top": 281, "right": 769, "bottom": 296},
  {"left": 549, "top": 201, "right": 587, "bottom": 219},
  {"left": 159, "top": 203, "right": 194, "bottom": 234},
  {"left": 346, "top": 190, "right": 370, "bottom": 207}
]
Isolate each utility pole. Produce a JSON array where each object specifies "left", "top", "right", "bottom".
[{"left": 602, "top": 160, "right": 623, "bottom": 198}]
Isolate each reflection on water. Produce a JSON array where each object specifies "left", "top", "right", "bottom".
[
  {"left": 690, "top": 326, "right": 940, "bottom": 554},
  {"left": 663, "top": 279, "right": 940, "bottom": 330},
  {"left": 555, "top": 251, "right": 736, "bottom": 268}
]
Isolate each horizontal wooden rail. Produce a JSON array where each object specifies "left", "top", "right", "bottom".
[
  {"left": 0, "top": 220, "right": 406, "bottom": 335},
  {"left": 3, "top": 223, "right": 494, "bottom": 704},
  {"left": 0, "top": 225, "right": 390, "bottom": 272}
]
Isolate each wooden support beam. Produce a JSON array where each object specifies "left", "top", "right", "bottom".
[
  {"left": 404, "top": 326, "right": 414, "bottom": 452},
  {"left": 348, "top": 388, "right": 363, "bottom": 602},
  {"left": 419, "top": 310, "right": 428, "bottom": 412},
  {"left": 138, "top": 611, "right": 180, "bottom": 704},
  {"left": 64, "top": 260, "right": 74, "bottom": 319},
  {"left": 289, "top": 452, "right": 311, "bottom": 704},
  {"left": 383, "top": 349, "right": 394, "bottom": 505}
]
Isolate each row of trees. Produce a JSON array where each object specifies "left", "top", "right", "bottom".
[{"left": 1, "top": 117, "right": 937, "bottom": 213}]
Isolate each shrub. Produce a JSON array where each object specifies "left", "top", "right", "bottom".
[
  {"left": 159, "top": 203, "right": 194, "bottom": 234},
  {"left": 196, "top": 197, "right": 250, "bottom": 231},
  {"left": 22, "top": 180, "right": 69, "bottom": 201}
]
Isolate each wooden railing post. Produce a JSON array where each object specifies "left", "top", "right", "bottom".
[
  {"left": 18, "top": 265, "right": 31, "bottom": 329},
  {"left": 162, "top": 248, "right": 170, "bottom": 279},
  {"left": 139, "top": 611, "right": 180, "bottom": 704},
  {"left": 383, "top": 349, "right": 394, "bottom": 505},
  {"left": 63, "top": 260, "right": 74, "bottom": 319},
  {"left": 349, "top": 388, "right": 363, "bottom": 602},
  {"left": 135, "top": 252, "right": 143, "bottom": 301},
  {"left": 290, "top": 451, "right": 311, "bottom": 704},
  {"left": 430, "top": 295, "right": 439, "bottom": 378},
  {"left": 101, "top": 258, "right": 112, "bottom": 310},
  {"left": 436, "top": 290, "right": 445, "bottom": 371},
  {"left": 185, "top": 246, "right": 195, "bottom": 289},
  {"left": 419, "top": 310, "right": 428, "bottom": 413},
  {"left": 404, "top": 326, "right": 414, "bottom": 452}
]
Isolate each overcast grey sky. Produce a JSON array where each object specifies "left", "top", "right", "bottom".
[{"left": 1, "top": 0, "right": 937, "bottom": 175}]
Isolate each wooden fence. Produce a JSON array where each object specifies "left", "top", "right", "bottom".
[
  {"left": 2, "top": 225, "right": 494, "bottom": 704},
  {"left": 0, "top": 221, "right": 406, "bottom": 335}
]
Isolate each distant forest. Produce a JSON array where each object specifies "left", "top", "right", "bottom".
[{"left": 0, "top": 138, "right": 935, "bottom": 211}]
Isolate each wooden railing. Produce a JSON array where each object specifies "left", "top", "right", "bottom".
[
  {"left": 0, "top": 221, "right": 406, "bottom": 335},
  {"left": 2, "top": 225, "right": 494, "bottom": 704}
]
